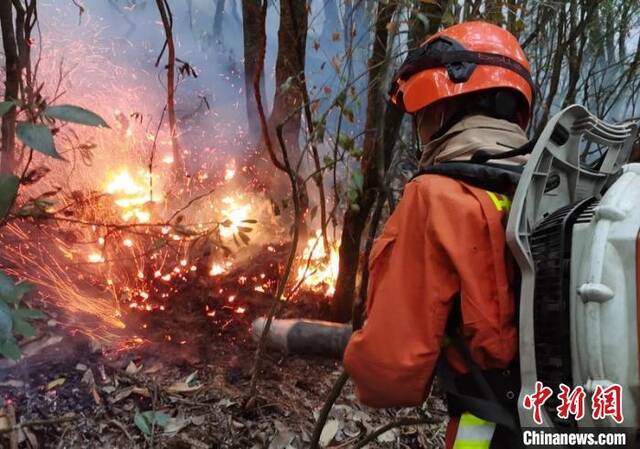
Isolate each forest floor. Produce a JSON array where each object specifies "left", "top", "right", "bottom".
[{"left": 0, "top": 253, "right": 447, "bottom": 449}]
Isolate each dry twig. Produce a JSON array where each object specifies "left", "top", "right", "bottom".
[
  {"left": 0, "top": 414, "right": 78, "bottom": 435},
  {"left": 309, "top": 371, "right": 349, "bottom": 449},
  {"left": 352, "top": 416, "right": 441, "bottom": 449}
]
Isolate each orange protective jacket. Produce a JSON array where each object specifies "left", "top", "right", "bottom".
[{"left": 343, "top": 174, "right": 518, "bottom": 408}]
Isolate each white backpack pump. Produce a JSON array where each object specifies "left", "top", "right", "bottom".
[{"left": 507, "top": 104, "right": 640, "bottom": 431}]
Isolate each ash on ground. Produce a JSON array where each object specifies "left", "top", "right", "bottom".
[{"left": 0, "top": 259, "right": 446, "bottom": 449}]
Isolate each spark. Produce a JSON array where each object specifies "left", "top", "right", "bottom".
[
  {"left": 88, "top": 253, "right": 105, "bottom": 263},
  {"left": 209, "top": 263, "right": 225, "bottom": 276},
  {"left": 224, "top": 160, "right": 236, "bottom": 181}
]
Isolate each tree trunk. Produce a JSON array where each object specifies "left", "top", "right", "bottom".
[
  {"left": 331, "top": 0, "right": 398, "bottom": 322},
  {"left": 155, "top": 0, "right": 186, "bottom": 182},
  {"left": 0, "top": 2, "right": 19, "bottom": 175},
  {"left": 268, "top": 0, "right": 308, "bottom": 164},
  {"left": 241, "top": 0, "right": 264, "bottom": 141},
  {"left": 257, "top": 0, "right": 310, "bottom": 213},
  {"left": 249, "top": 0, "right": 309, "bottom": 238},
  {"left": 378, "top": 0, "right": 446, "bottom": 204}
]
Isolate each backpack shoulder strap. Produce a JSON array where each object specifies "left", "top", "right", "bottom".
[{"left": 416, "top": 161, "right": 523, "bottom": 195}]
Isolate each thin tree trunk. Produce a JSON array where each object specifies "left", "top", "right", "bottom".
[
  {"left": 263, "top": 0, "right": 310, "bottom": 221},
  {"left": 13, "top": 0, "right": 36, "bottom": 105},
  {"left": 287, "top": 0, "right": 330, "bottom": 252},
  {"left": 242, "top": 0, "right": 264, "bottom": 141},
  {"left": 268, "top": 0, "right": 308, "bottom": 162},
  {"left": 155, "top": 0, "right": 186, "bottom": 182},
  {"left": 0, "top": 1, "right": 19, "bottom": 175},
  {"left": 331, "top": 0, "right": 398, "bottom": 322}
]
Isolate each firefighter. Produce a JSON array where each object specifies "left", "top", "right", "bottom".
[{"left": 343, "top": 22, "right": 535, "bottom": 449}]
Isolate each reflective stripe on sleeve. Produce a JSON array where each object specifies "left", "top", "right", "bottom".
[
  {"left": 486, "top": 191, "right": 511, "bottom": 211},
  {"left": 452, "top": 412, "right": 496, "bottom": 449}
]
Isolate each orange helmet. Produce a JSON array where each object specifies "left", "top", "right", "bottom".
[{"left": 389, "top": 21, "right": 534, "bottom": 129}]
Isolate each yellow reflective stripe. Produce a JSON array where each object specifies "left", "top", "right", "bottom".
[
  {"left": 486, "top": 191, "right": 511, "bottom": 211},
  {"left": 459, "top": 413, "right": 491, "bottom": 427},
  {"left": 453, "top": 413, "right": 495, "bottom": 449},
  {"left": 453, "top": 440, "right": 492, "bottom": 449}
]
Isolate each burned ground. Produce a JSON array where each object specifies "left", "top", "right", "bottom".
[{"left": 0, "top": 251, "right": 446, "bottom": 449}]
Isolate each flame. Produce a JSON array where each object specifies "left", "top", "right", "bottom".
[
  {"left": 104, "top": 169, "right": 159, "bottom": 223},
  {"left": 219, "top": 196, "right": 251, "bottom": 239},
  {"left": 295, "top": 231, "right": 340, "bottom": 297}
]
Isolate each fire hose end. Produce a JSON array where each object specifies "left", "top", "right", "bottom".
[{"left": 251, "top": 318, "right": 352, "bottom": 359}]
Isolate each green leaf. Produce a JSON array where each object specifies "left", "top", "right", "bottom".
[
  {"left": 0, "top": 101, "right": 15, "bottom": 117},
  {"left": 0, "top": 276, "right": 30, "bottom": 307},
  {"left": 0, "top": 337, "right": 20, "bottom": 360},
  {"left": 13, "top": 282, "right": 33, "bottom": 302},
  {"left": 13, "top": 308, "right": 45, "bottom": 320},
  {"left": 351, "top": 170, "right": 364, "bottom": 192},
  {"left": 12, "top": 317, "right": 35, "bottom": 338},
  {"left": 134, "top": 412, "right": 151, "bottom": 435},
  {"left": 338, "top": 133, "right": 354, "bottom": 154},
  {"left": 16, "top": 122, "right": 63, "bottom": 160},
  {"left": 0, "top": 174, "right": 19, "bottom": 219},
  {"left": 0, "top": 301, "right": 13, "bottom": 340},
  {"left": 135, "top": 411, "right": 170, "bottom": 435},
  {"left": 0, "top": 272, "right": 18, "bottom": 304},
  {"left": 43, "top": 105, "right": 110, "bottom": 128}
]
